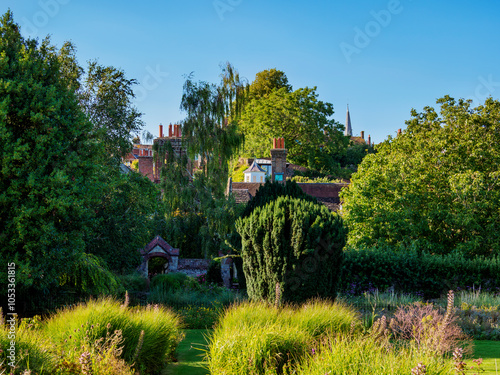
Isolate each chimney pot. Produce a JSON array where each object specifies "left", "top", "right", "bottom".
[
  {"left": 273, "top": 138, "right": 276, "bottom": 149},
  {"left": 168, "top": 124, "right": 173, "bottom": 137},
  {"left": 281, "top": 137, "right": 285, "bottom": 149},
  {"left": 397, "top": 128, "right": 402, "bottom": 135},
  {"left": 159, "top": 124, "right": 163, "bottom": 138},
  {"left": 368, "top": 135, "right": 371, "bottom": 146},
  {"left": 361, "top": 131, "right": 365, "bottom": 140}
]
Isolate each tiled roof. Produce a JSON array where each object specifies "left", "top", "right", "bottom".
[
  {"left": 140, "top": 235, "right": 179, "bottom": 256},
  {"left": 244, "top": 160, "right": 266, "bottom": 173},
  {"left": 232, "top": 189, "right": 252, "bottom": 204}
]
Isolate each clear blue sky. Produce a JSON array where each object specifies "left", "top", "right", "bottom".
[{"left": 4, "top": 0, "right": 500, "bottom": 144}]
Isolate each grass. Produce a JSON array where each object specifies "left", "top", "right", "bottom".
[
  {"left": 473, "top": 341, "right": 500, "bottom": 374},
  {"left": 207, "top": 300, "right": 361, "bottom": 374},
  {"left": 162, "top": 329, "right": 210, "bottom": 375}
]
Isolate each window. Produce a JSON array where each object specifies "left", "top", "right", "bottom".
[{"left": 260, "top": 176, "right": 263, "bottom": 182}]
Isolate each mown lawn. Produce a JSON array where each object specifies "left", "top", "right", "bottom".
[
  {"left": 162, "top": 329, "right": 210, "bottom": 375},
  {"left": 473, "top": 341, "right": 500, "bottom": 375}
]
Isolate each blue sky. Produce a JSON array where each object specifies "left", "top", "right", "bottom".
[{"left": 4, "top": 0, "right": 500, "bottom": 144}]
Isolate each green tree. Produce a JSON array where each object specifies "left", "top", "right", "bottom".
[
  {"left": 236, "top": 196, "right": 346, "bottom": 303},
  {"left": 341, "top": 96, "right": 500, "bottom": 257},
  {"left": 0, "top": 11, "right": 102, "bottom": 293},
  {"left": 241, "top": 179, "right": 318, "bottom": 218},
  {"left": 239, "top": 86, "right": 348, "bottom": 171},
  {"left": 156, "top": 63, "right": 247, "bottom": 258},
  {"left": 80, "top": 61, "right": 144, "bottom": 164},
  {"left": 85, "top": 170, "right": 160, "bottom": 273},
  {"left": 248, "top": 68, "right": 292, "bottom": 99}
]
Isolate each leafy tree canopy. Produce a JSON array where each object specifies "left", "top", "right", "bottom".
[
  {"left": 341, "top": 96, "right": 500, "bottom": 257},
  {"left": 239, "top": 75, "right": 349, "bottom": 172},
  {"left": 0, "top": 11, "right": 102, "bottom": 292},
  {"left": 248, "top": 68, "right": 292, "bottom": 99}
]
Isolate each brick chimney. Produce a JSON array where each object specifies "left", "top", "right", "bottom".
[
  {"left": 159, "top": 124, "right": 164, "bottom": 138},
  {"left": 368, "top": 134, "right": 371, "bottom": 146},
  {"left": 360, "top": 131, "right": 365, "bottom": 140},
  {"left": 168, "top": 124, "right": 173, "bottom": 137},
  {"left": 397, "top": 128, "right": 402, "bottom": 136},
  {"left": 271, "top": 137, "right": 287, "bottom": 183}
]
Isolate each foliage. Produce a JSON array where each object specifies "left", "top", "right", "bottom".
[
  {"left": 80, "top": 61, "right": 144, "bottom": 163},
  {"left": 285, "top": 334, "right": 455, "bottom": 375},
  {"left": 178, "top": 62, "right": 247, "bottom": 198},
  {"left": 86, "top": 170, "right": 160, "bottom": 273},
  {"left": 156, "top": 65, "right": 247, "bottom": 258},
  {"left": 0, "top": 320, "right": 55, "bottom": 374},
  {"left": 176, "top": 305, "right": 221, "bottom": 329},
  {"left": 206, "top": 300, "right": 361, "bottom": 375},
  {"left": 0, "top": 11, "right": 103, "bottom": 294},
  {"left": 291, "top": 175, "right": 345, "bottom": 183},
  {"left": 239, "top": 85, "right": 349, "bottom": 171},
  {"left": 340, "top": 246, "right": 500, "bottom": 298},
  {"left": 236, "top": 196, "right": 346, "bottom": 303},
  {"left": 342, "top": 96, "right": 500, "bottom": 256},
  {"left": 388, "top": 292, "right": 469, "bottom": 356},
  {"left": 456, "top": 305, "right": 500, "bottom": 340},
  {"left": 43, "top": 297, "right": 183, "bottom": 373},
  {"left": 247, "top": 68, "right": 292, "bottom": 99},
  {"left": 241, "top": 179, "right": 317, "bottom": 218},
  {"left": 206, "top": 260, "right": 223, "bottom": 285}
]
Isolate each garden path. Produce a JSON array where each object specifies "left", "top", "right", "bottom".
[{"left": 162, "top": 329, "right": 210, "bottom": 375}]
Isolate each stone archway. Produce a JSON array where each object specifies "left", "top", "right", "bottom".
[{"left": 137, "top": 236, "right": 179, "bottom": 278}]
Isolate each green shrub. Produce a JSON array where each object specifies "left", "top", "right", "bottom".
[
  {"left": 117, "top": 272, "right": 149, "bottom": 293},
  {"left": 149, "top": 272, "right": 191, "bottom": 291},
  {"left": 237, "top": 196, "right": 346, "bottom": 303},
  {"left": 241, "top": 179, "right": 317, "bottom": 218},
  {"left": 43, "top": 297, "right": 182, "bottom": 373}
]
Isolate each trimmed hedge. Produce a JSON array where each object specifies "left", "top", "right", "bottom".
[{"left": 341, "top": 246, "right": 500, "bottom": 298}]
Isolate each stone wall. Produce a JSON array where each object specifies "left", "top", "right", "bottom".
[{"left": 177, "top": 258, "right": 211, "bottom": 270}]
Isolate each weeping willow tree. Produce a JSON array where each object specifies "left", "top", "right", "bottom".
[{"left": 156, "top": 63, "right": 247, "bottom": 258}]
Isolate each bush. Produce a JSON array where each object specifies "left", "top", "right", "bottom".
[
  {"left": 149, "top": 272, "right": 191, "bottom": 291},
  {"left": 43, "top": 297, "right": 182, "bottom": 373},
  {"left": 241, "top": 179, "right": 317, "bottom": 218},
  {"left": 237, "top": 196, "right": 346, "bottom": 303}
]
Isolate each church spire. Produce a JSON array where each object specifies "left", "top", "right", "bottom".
[{"left": 345, "top": 104, "right": 352, "bottom": 137}]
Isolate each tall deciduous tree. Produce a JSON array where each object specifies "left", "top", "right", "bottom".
[
  {"left": 0, "top": 11, "right": 102, "bottom": 292},
  {"left": 341, "top": 96, "right": 500, "bottom": 257},
  {"left": 248, "top": 68, "right": 292, "bottom": 99},
  {"left": 156, "top": 63, "right": 247, "bottom": 257},
  {"left": 239, "top": 86, "right": 348, "bottom": 170},
  {"left": 80, "top": 61, "right": 144, "bottom": 164}
]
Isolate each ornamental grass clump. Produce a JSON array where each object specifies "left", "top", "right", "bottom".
[
  {"left": 43, "top": 297, "right": 182, "bottom": 373},
  {"left": 207, "top": 300, "right": 361, "bottom": 375},
  {"left": 285, "top": 334, "right": 455, "bottom": 375}
]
